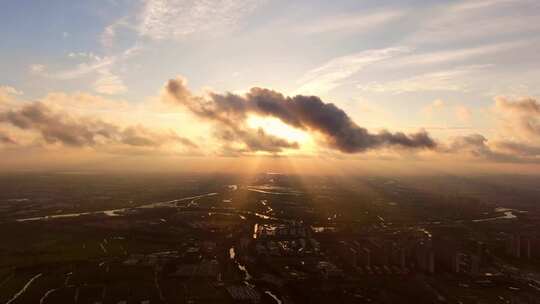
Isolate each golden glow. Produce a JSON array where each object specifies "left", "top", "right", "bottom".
[{"left": 246, "top": 115, "right": 311, "bottom": 144}]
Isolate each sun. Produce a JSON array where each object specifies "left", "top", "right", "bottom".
[{"left": 246, "top": 115, "right": 312, "bottom": 145}]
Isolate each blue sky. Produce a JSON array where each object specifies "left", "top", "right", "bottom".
[
  {"left": 1, "top": 0, "right": 540, "bottom": 170},
  {"left": 3, "top": 0, "right": 539, "bottom": 101}
]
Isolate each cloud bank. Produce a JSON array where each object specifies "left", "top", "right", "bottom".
[
  {"left": 441, "top": 97, "right": 540, "bottom": 163},
  {"left": 165, "top": 76, "right": 436, "bottom": 154},
  {"left": 2, "top": 78, "right": 539, "bottom": 166},
  {"left": 0, "top": 101, "right": 196, "bottom": 150}
]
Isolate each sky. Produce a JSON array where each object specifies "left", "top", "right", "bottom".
[{"left": 1, "top": 0, "right": 540, "bottom": 173}]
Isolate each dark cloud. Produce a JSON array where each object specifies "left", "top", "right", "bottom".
[
  {"left": 0, "top": 102, "right": 197, "bottom": 149},
  {"left": 166, "top": 78, "right": 436, "bottom": 153},
  {"left": 0, "top": 102, "right": 115, "bottom": 146},
  {"left": 166, "top": 77, "right": 299, "bottom": 153},
  {"left": 175, "top": 136, "right": 198, "bottom": 149},
  {"left": 214, "top": 127, "right": 299, "bottom": 153},
  {"left": 120, "top": 126, "right": 198, "bottom": 148}
]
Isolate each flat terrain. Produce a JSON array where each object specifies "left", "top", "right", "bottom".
[{"left": 1, "top": 172, "right": 540, "bottom": 303}]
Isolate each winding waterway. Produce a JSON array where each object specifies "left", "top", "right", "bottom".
[{"left": 16, "top": 193, "right": 218, "bottom": 222}]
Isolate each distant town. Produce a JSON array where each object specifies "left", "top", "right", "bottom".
[{"left": 1, "top": 172, "right": 540, "bottom": 303}]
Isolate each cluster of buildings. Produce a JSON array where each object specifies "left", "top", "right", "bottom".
[
  {"left": 255, "top": 222, "right": 309, "bottom": 239},
  {"left": 333, "top": 229, "right": 435, "bottom": 276},
  {"left": 317, "top": 226, "right": 502, "bottom": 279},
  {"left": 506, "top": 233, "right": 540, "bottom": 260}
]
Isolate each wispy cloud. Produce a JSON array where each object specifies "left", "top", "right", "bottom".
[
  {"left": 358, "top": 65, "right": 491, "bottom": 94},
  {"left": 31, "top": 54, "right": 115, "bottom": 80},
  {"left": 296, "top": 47, "right": 411, "bottom": 95},
  {"left": 295, "top": 38, "right": 536, "bottom": 97},
  {"left": 89, "top": 0, "right": 264, "bottom": 97},
  {"left": 294, "top": 10, "right": 404, "bottom": 35},
  {"left": 451, "top": 0, "right": 516, "bottom": 11},
  {"left": 408, "top": 0, "right": 540, "bottom": 44},
  {"left": 100, "top": 17, "right": 132, "bottom": 48},
  {"left": 386, "top": 40, "right": 532, "bottom": 68},
  {"left": 30, "top": 47, "right": 140, "bottom": 95}
]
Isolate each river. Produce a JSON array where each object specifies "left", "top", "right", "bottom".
[
  {"left": 6, "top": 273, "right": 42, "bottom": 304},
  {"left": 16, "top": 193, "right": 218, "bottom": 222}
]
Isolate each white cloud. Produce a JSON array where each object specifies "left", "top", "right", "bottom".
[
  {"left": 296, "top": 47, "right": 411, "bottom": 95},
  {"left": 137, "top": 0, "right": 263, "bottom": 40},
  {"left": 0, "top": 86, "right": 23, "bottom": 105},
  {"left": 0, "top": 85, "right": 23, "bottom": 96},
  {"left": 68, "top": 52, "right": 97, "bottom": 59}
]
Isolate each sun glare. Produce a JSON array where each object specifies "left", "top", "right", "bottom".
[{"left": 246, "top": 115, "right": 312, "bottom": 145}]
